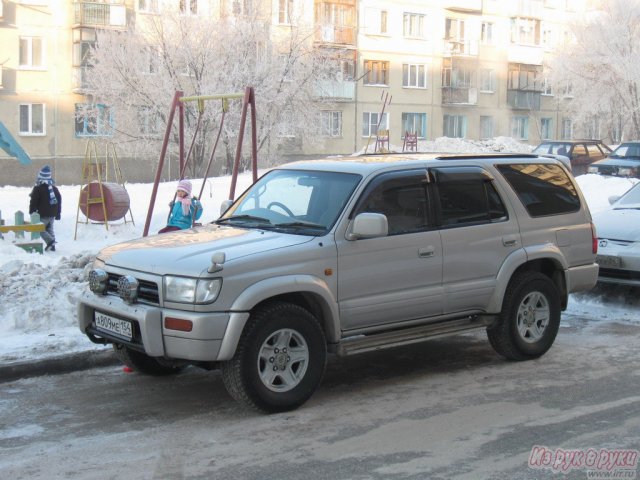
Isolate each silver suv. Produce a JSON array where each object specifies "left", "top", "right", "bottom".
[{"left": 78, "top": 153, "right": 599, "bottom": 412}]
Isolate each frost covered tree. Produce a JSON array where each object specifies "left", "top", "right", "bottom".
[
  {"left": 547, "top": 0, "right": 640, "bottom": 142},
  {"left": 80, "top": 4, "right": 337, "bottom": 178}
]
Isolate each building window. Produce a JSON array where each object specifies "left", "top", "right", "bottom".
[
  {"left": 403, "top": 13, "right": 425, "bottom": 38},
  {"left": 138, "top": 0, "right": 159, "bottom": 13},
  {"left": 442, "top": 61, "right": 473, "bottom": 88},
  {"left": 380, "top": 10, "right": 388, "bottom": 34},
  {"left": 75, "top": 104, "right": 113, "bottom": 137},
  {"left": 446, "top": 18, "right": 465, "bottom": 41},
  {"left": 481, "top": 22, "right": 494, "bottom": 44},
  {"left": 561, "top": 118, "right": 572, "bottom": 140},
  {"left": 142, "top": 47, "right": 159, "bottom": 75},
  {"left": 542, "top": 78, "right": 553, "bottom": 95},
  {"left": 364, "top": 8, "right": 387, "bottom": 35},
  {"left": 561, "top": 80, "right": 573, "bottom": 97},
  {"left": 362, "top": 112, "right": 388, "bottom": 137},
  {"left": 585, "top": 117, "right": 600, "bottom": 139},
  {"left": 480, "top": 116, "right": 494, "bottom": 139},
  {"left": 402, "top": 113, "right": 427, "bottom": 138},
  {"left": 19, "top": 37, "right": 44, "bottom": 68},
  {"left": 510, "top": 17, "right": 541, "bottom": 46},
  {"left": 180, "top": 0, "right": 198, "bottom": 15},
  {"left": 278, "top": 0, "right": 293, "bottom": 24},
  {"left": 480, "top": 69, "right": 495, "bottom": 92},
  {"left": 541, "top": 118, "right": 552, "bottom": 139},
  {"left": 511, "top": 115, "right": 529, "bottom": 140},
  {"left": 443, "top": 114, "right": 466, "bottom": 138},
  {"left": 138, "top": 106, "right": 162, "bottom": 136},
  {"left": 320, "top": 111, "right": 343, "bottom": 137},
  {"left": 363, "top": 60, "right": 389, "bottom": 86},
  {"left": 19, "top": 104, "right": 45, "bottom": 135},
  {"left": 403, "top": 64, "right": 427, "bottom": 88}
]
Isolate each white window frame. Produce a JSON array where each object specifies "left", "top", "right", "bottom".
[
  {"left": 446, "top": 18, "right": 465, "bottom": 42},
  {"left": 542, "top": 77, "right": 553, "bottom": 96},
  {"left": 319, "top": 111, "right": 343, "bottom": 138},
  {"left": 278, "top": 0, "right": 293, "bottom": 24},
  {"left": 362, "top": 112, "right": 389, "bottom": 137},
  {"left": 511, "top": 115, "right": 529, "bottom": 140},
  {"left": 480, "top": 116, "right": 494, "bottom": 139},
  {"left": 443, "top": 114, "right": 467, "bottom": 138},
  {"left": 541, "top": 117, "right": 552, "bottom": 140},
  {"left": 138, "top": 0, "right": 160, "bottom": 14},
  {"left": 561, "top": 118, "right": 572, "bottom": 140},
  {"left": 363, "top": 60, "right": 389, "bottom": 86},
  {"left": 510, "top": 17, "right": 541, "bottom": 46},
  {"left": 402, "top": 64, "right": 427, "bottom": 89},
  {"left": 142, "top": 46, "right": 160, "bottom": 75},
  {"left": 179, "top": 0, "right": 198, "bottom": 15},
  {"left": 403, "top": 13, "right": 425, "bottom": 39},
  {"left": 480, "top": 69, "right": 495, "bottom": 93},
  {"left": 138, "top": 106, "right": 162, "bottom": 136},
  {"left": 481, "top": 22, "right": 494, "bottom": 44},
  {"left": 401, "top": 112, "right": 427, "bottom": 139},
  {"left": 19, "top": 36, "right": 45, "bottom": 69},
  {"left": 19, "top": 103, "right": 46, "bottom": 136}
]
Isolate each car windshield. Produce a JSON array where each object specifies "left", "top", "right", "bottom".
[
  {"left": 217, "top": 169, "right": 361, "bottom": 235},
  {"left": 609, "top": 143, "right": 640, "bottom": 159},
  {"left": 614, "top": 183, "right": 640, "bottom": 208},
  {"left": 533, "top": 143, "right": 571, "bottom": 156}
]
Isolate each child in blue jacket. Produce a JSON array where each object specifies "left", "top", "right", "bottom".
[{"left": 159, "top": 179, "right": 203, "bottom": 233}]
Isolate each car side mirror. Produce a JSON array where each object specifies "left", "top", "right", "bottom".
[
  {"left": 346, "top": 213, "right": 388, "bottom": 240},
  {"left": 608, "top": 195, "right": 621, "bottom": 205},
  {"left": 220, "top": 199, "right": 234, "bottom": 216}
]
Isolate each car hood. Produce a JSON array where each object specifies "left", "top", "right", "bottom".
[
  {"left": 593, "top": 208, "right": 640, "bottom": 241},
  {"left": 97, "top": 224, "right": 316, "bottom": 276}
]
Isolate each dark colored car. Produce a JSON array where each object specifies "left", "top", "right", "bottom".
[
  {"left": 588, "top": 142, "right": 640, "bottom": 178},
  {"left": 532, "top": 140, "right": 612, "bottom": 175}
]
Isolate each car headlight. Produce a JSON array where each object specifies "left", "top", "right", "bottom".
[
  {"left": 587, "top": 166, "right": 598, "bottom": 174},
  {"left": 164, "top": 276, "right": 222, "bottom": 304},
  {"left": 618, "top": 167, "right": 632, "bottom": 176}
]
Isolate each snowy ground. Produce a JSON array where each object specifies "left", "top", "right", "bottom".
[{"left": 0, "top": 138, "right": 638, "bottom": 364}]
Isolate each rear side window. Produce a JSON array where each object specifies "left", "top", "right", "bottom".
[{"left": 497, "top": 164, "right": 580, "bottom": 217}]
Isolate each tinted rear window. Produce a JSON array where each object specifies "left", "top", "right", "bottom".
[{"left": 497, "top": 164, "right": 580, "bottom": 217}]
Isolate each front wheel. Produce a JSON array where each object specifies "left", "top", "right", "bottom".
[
  {"left": 221, "top": 302, "right": 327, "bottom": 413},
  {"left": 487, "top": 271, "right": 561, "bottom": 361}
]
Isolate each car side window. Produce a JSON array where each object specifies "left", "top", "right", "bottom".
[
  {"left": 573, "top": 145, "right": 587, "bottom": 156},
  {"left": 436, "top": 180, "right": 507, "bottom": 226},
  {"left": 355, "top": 172, "right": 431, "bottom": 235},
  {"left": 497, "top": 164, "right": 580, "bottom": 217},
  {"left": 587, "top": 144, "right": 603, "bottom": 156}
]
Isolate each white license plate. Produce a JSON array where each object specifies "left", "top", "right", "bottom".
[
  {"left": 94, "top": 312, "right": 133, "bottom": 340},
  {"left": 597, "top": 254, "right": 622, "bottom": 268}
]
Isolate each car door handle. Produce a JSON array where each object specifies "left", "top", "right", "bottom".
[
  {"left": 419, "top": 247, "right": 435, "bottom": 258},
  {"left": 502, "top": 236, "right": 518, "bottom": 247}
]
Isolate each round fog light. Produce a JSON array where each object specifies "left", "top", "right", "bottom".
[
  {"left": 88, "top": 269, "right": 109, "bottom": 295},
  {"left": 117, "top": 275, "right": 139, "bottom": 304}
]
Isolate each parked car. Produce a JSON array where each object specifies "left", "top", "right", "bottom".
[
  {"left": 78, "top": 153, "right": 599, "bottom": 412},
  {"left": 532, "top": 140, "right": 612, "bottom": 175},
  {"left": 588, "top": 142, "right": 640, "bottom": 178},
  {"left": 593, "top": 182, "right": 640, "bottom": 285}
]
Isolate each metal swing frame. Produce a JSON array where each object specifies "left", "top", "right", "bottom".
[{"left": 142, "top": 86, "right": 258, "bottom": 237}]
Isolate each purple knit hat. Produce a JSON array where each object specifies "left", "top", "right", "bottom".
[{"left": 177, "top": 179, "right": 192, "bottom": 196}]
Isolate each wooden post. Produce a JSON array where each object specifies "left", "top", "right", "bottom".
[
  {"left": 15, "top": 211, "right": 25, "bottom": 239},
  {"left": 30, "top": 213, "right": 41, "bottom": 240}
]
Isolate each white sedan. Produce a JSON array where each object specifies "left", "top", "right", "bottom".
[{"left": 593, "top": 182, "right": 640, "bottom": 285}]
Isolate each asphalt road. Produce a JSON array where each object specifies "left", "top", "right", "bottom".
[{"left": 1, "top": 290, "right": 639, "bottom": 480}]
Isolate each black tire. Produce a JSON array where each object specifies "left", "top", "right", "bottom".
[
  {"left": 221, "top": 302, "right": 327, "bottom": 413},
  {"left": 487, "top": 271, "right": 561, "bottom": 361},
  {"left": 112, "top": 343, "right": 184, "bottom": 375}
]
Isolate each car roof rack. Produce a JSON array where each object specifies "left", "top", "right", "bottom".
[{"left": 434, "top": 153, "right": 539, "bottom": 160}]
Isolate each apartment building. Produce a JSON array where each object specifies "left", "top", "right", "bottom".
[{"left": 1, "top": 0, "right": 588, "bottom": 185}]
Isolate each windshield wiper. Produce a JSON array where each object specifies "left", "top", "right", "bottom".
[
  {"left": 276, "top": 221, "right": 327, "bottom": 230},
  {"left": 216, "top": 215, "right": 272, "bottom": 225}
]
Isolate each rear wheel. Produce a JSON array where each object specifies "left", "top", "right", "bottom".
[
  {"left": 112, "top": 344, "right": 184, "bottom": 375},
  {"left": 487, "top": 271, "right": 561, "bottom": 361},
  {"left": 221, "top": 302, "right": 327, "bottom": 413}
]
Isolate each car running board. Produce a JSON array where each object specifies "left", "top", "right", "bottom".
[{"left": 334, "top": 315, "right": 495, "bottom": 357}]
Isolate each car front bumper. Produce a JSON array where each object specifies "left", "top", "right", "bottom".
[{"left": 596, "top": 242, "right": 640, "bottom": 286}]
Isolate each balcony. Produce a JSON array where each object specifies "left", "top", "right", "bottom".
[
  {"left": 73, "top": 2, "right": 126, "bottom": 27},
  {"left": 443, "top": 39, "right": 478, "bottom": 56},
  {"left": 445, "top": 0, "right": 482, "bottom": 12},
  {"left": 507, "top": 45, "right": 543, "bottom": 65},
  {"left": 507, "top": 89, "right": 541, "bottom": 110},
  {"left": 442, "top": 86, "right": 477, "bottom": 105},
  {"left": 315, "top": 80, "right": 355, "bottom": 100},
  {"left": 72, "top": 66, "right": 91, "bottom": 92},
  {"left": 315, "top": 25, "right": 356, "bottom": 46}
]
